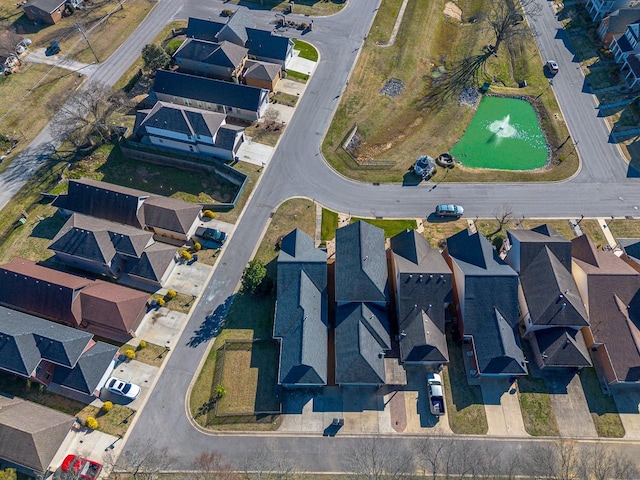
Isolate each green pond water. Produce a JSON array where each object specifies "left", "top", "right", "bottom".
[{"left": 450, "top": 96, "right": 548, "bottom": 170}]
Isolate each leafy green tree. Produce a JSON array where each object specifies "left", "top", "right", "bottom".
[
  {"left": 141, "top": 44, "right": 171, "bottom": 74},
  {"left": 241, "top": 260, "right": 266, "bottom": 294}
]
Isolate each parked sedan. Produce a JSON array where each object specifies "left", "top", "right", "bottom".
[{"left": 105, "top": 376, "right": 141, "bottom": 400}]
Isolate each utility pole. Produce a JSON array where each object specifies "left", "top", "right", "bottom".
[{"left": 74, "top": 22, "right": 99, "bottom": 63}]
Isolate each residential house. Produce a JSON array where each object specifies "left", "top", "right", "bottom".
[
  {"left": 22, "top": 0, "right": 66, "bottom": 24},
  {"left": 334, "top": 221, "right": 391, "bottom": 386},
  {"left": 134, "top": 101, "right": 245, "bottom": 161},
  {"left": 186, "top": 12, "right": 295, "bottom": 68},
  {"left": 49, "top": 213, "right": 177, "bottom": 292},
  {"left": 243, "top": 60, "right": 282, "bottom": 91},
  {"left": 586, "top": 0, "right": 640, "bottom": 21},
  {"left": 390, "top": 229, "right": 452, "bottom": 368},
  {"left": 618, "top": 237, "right": 640, "bottom": 270},
  {"left": 609, "top": 20, "right": 640, "bottom": 87},
  {"left": 0, "top": 258, "right": 148, "bottom": 342},
  {"left": 273, "top": 229, "right": 327, "bottom": 387},
  {"left": 173, "top": 38, "right": 248, "bottom": 80},
  {"left": 152, "top": 70, "right": 270, "bottom": 122},
  {"left": 572, "top": 235, "right": 640, "bottom": 385},
  {"left": 445, "top": 229, "right": 527, "bottom": 378},
  {"left": 505, "top": 226, "right": 591, "bottom": 369},
  {"left": 0, "top": 395, "right": 74, "bottom": 477},
  {"left": 0, "top": 306, "right": 117, "bottom": 399},
  {"left": 53, "top": 178, "right": 202, "bottom": 242},
  {"left": 598, "top": 8, "right": 640, "bottom": 44}
]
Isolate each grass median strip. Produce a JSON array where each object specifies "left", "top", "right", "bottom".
[
  {"left": 350, "top": 217, "right": 417, "bottom": 238},
  {"left": 321, "top": 208, "right": 339, "bottom": 241},
  {"left": 579, "top": 368, "right": 625, "bottom": 438},
  {"left": 517, "top": 376, "right": 560, "bottom": 436}
]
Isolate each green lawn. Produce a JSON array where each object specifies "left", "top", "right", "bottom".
[
  {"left": 321, "top": 209, "right": 339, "bottom": 241},
  {"left": 442, "top": 334, "right": 488, "bottom": 435},
  {"left": 579, "top": 368, "right": 625, "bottom": 438},
  {"left": 293, "top": 39, "right": 319, "bottom": 62},
  {"left": 350, "top": 217, "right": 417, "bottom": 238},
  {"left": 517, "top": 376, "right": 560, "bottom": 436},
  {"left": 285, "top": 70, "right": 309, "bottom": 83}
]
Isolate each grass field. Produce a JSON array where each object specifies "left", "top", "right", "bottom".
[
  {"left": 350, "top": 217, "right": 417, "bottom": 238},
  {"left": 579, "top": 368, "right": 625, "bottom": 438},
  {"left": 321, "top": 208, "right": 339, "bottom": 241},
  {"left": 442, "top": 334, "right": 488, "bottom": 435},
  {"left": 517, "top": 376, "right": 560, "bottom": 436},
  {"left": 322, "top": 0, "right": 577, "bottom": 183},
  {"left": 189, "top": 199, "right": 315, "bottom": 430}
]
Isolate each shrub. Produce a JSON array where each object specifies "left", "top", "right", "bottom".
[
  {"left": 180, "top": 249, "right": 192, "bottom": 261},
  {"left": 214, "top": 384, "right": 227, "bottom": 399},
  {"left": 85, "top": 417, "right": 99, "bottom": 430},
  {"left": 101, "top": 401, "right": 113, "bottom": 413},
  {"left": 138, "top": 340, "right": 147, "bottom": 349},
  {"left": 203, "top": 210, "right": 215, "bottom": 219},
  {"left": 165, "top": 289, "right": 177, "bottom": 299},
  {"left": 221, "top": 9, "right": 233, "bottom": 16},
  {"left": 124, "top": 349, "right": 136, "bottom": 360},
  {"left": 193, "top": 241, "right": 201, "bottom": 251},
  {"left": 156, "top": 297, "right": 166, "bottom": 307}
]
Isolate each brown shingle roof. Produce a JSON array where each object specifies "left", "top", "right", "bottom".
[
  {"left": 143, "top": 196, "right": 201, "bottom": 235},
  {"left": 79, "top": 282, "right": 148, "bottom": 335}
]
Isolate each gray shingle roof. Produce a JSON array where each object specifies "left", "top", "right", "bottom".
[
  {"left": 335, "top": 221, "right": 388, "bottom": 303},
  {"left": 335, "top": 303, "right": 390, "bottom": 385},
  {"left": 602, "top": 9, "right": 640, "bottom": 37},
  {"left": 245, "top": 27, "right": 292, "bottom": 63},
  {"left": 125, "top": 242, "right": 176, "bottom": 282},
  {"left": 52, "top": 341, "right": 117, "bottom": 395},
  {"left": 619, "top": 238, "right": 640, "bottom": 265},
  {"left": 53, "top": 179, "right": 148, "bottom": 228},
  {"left": 186, "top": 17, "right": 225, "bottom": 42},
  {"left": 0, "top": 396, "right": 74, "bottom": 474},
  {"left": 215, "top": 8, "right": 253, "bottom": 45},
  {"left": 174, "top": 38, "right": 248, "bottom": 69},
  {"left": 533, "top": 328, "right": 592, "bottom": 368},
  {"left": 519, "top": 246, "right": 589, "bottom": 328},
  {"left": 22, "top": 0, "right": 64, "bottom": 14},
  {"left": 138, "top": 101, "right": 227, "bottom": 139},
  {"left": 390, "top": 230, "right": 452, "bottom": 363},
  {"left": 507, "top": 224, "right": 572, "bottom": 274},
  {"left": 243, "top": 60, "right": 281, "bottom": 82},
  {"left": 143, "top": 196, "right": 201, "bottom": 235},
  {"left": 447, "top": 230, "right": 526, "bottom": 375},
  {"left": 215, "top": 125, "right": 244, "bottom": 151},
  {"left": 0, "top": 307, "right": 94, "bottom": 376},
  {"left": 274, "top": 229, "right": 327, "bottom": 385},
  {"left": 153, "top": 70, "right": 268, "bottom": 113}
]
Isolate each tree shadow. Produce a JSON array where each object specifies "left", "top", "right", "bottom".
[{"left": 187, "top": 295, "right": 234, "bottom": 348}]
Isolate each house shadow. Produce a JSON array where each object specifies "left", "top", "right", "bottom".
[
  {"left": 186, "top": 295, "right": 234, "bottom": 348},
  {"left": 30, "top": 212, "right": 66, "bottom": 240},
  {"left": 250, "top": 339, "right": 282, "bottom": 414},
  {"left": 554, "top": 29, "right": 578, "bottom": 61},
  {"left": 281, "top": 388, "right": 318, "bottom": 414},
  {"left": 627, "top": 138, "right": 640, "bottom": 177}
]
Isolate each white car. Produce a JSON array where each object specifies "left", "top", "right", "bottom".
[
  {"left": 105, "top": 377, "right": 141, "bottom": 400},
  {"left": 546, "top": 60, "right": 559, "bottom": 74}
]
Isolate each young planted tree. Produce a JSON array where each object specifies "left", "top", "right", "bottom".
[
  {"left": 241, "top": 260, "right": 266, "bottom": 294},
  {"left": 344, "top": 436, "right": 414, "bottom": 480},
  {"left": 192, "top": 450, "right": 236, "bottom": 480},
  {"left": 113, "top": 439, "right": 174, "bottom": 480}
]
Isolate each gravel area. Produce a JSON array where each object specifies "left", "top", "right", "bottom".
[
  {"left": 458, "top": 87, "right": 480, "bottom": 108},
  {"left": 380, "top": 78, "right": 404, "bottom": 97}
]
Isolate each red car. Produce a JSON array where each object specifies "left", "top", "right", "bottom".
[{"left": 61, "top": 455, "right": 102, "bottom": 480}]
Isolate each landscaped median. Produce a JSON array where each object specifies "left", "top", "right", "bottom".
[{"left": 189, "top": 198, "right": 316, "bottom": 430}]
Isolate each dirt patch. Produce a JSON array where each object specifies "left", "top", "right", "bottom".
[{"left": 443, "top": 1, "right": 462, "bottom": 22}]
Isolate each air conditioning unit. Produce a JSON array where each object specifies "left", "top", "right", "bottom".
[{"left": 469, "top": 369, "right": 477, "bottom": 376}]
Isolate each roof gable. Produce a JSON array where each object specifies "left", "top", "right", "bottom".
[
  {"left": 215, "top": 8, "right": 253, "bottom": 45},
  {"left": 335, "top": 221, "right": 388, "bottom": 303},
  {"left": 245, "top": 27, "right": 292, "bottom": 61},
  {"left": 80, "top": 282, "right": 148, "bottom": 333},
  {"left": 447, "top": 229, "right": 515, "bottom": 276},
  {"left": 533, "top": 328, "right": 592, "bottom": 368},
  {"left": 186, "top": 17, "right": 225, "bottom": 42},
  {"left": 399, "top": 309, "right": 448, "bottom": 363},
  {"left": 52, "top": 341, "right": 117, "bottom": 395},
  {"left": 142, "top": 196, "right": 201, "bottom": 235}
]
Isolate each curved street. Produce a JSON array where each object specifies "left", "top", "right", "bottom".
[{"left": 1, "top": 0, "right": 639, "bottom": 473}]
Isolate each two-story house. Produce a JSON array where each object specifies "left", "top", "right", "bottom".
[
  {"left": 609, "top": 20, "right": 640, "bottom": 87},
  {"left": 586, "top": 0, "right": 640, "bottom": 21}
]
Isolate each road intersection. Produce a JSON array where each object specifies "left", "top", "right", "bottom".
[{"left": 2, "top": 0, "right": 639, "bottom": 474}]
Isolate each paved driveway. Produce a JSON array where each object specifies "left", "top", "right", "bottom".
[
  {"left": 135, "top": 307, "right": 189, "bottom": 350},
  {"left": 481, "top": 378, "right": 527, "bottom": 437},
  {"left": 165, "top": 262, "right": 212, "bottom": 297},
  {"left": 613, "top": 388, "right": 640, "bottom": 440},
  {"left": 546, "top": 371, "right": 597, "bottom": 437},
  {"left": 101, "top": 359, "right": 159, "bottom": 411}
]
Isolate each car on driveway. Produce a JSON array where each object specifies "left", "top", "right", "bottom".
[
  {"left": 546, "top": 60, "right": 559, "bottom": 75},
  {"left": 435, "top": 204, "right": 464, "bottom": 218},
  {"left": 61, "top": 455, "right": 102, "bottom": 480},
  {"left": 427, "top": 373, "right": 445, "bottom": 416},
  {"left": 196, "top": 227, "right": 227, "bottom": 248},
  {"left": 105, "top": 376, "right": 141, "bottom": 400}
]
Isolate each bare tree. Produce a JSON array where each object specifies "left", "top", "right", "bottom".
[
  {"left": 417, "top": 435, "right": 498, "bottom": 479},
  {"left": 192, "top": 450, "right": 237, "bottom": 480},
  {"left": 0, "top": 31, "right": 23, "bottom": 64},
  {"left": 576, "top": 442, "right": 639, "bottom": 480},
  {"left": 525, "top": 439, "right": 579, "bottom": 480},
  {"left": 240, "top": 442, "right": 295, "bottom": 480},
  {"left": 343, "top": 436, "right": 414, "bottom": 480},
  {"left": 490, "top": 204, "right": 513, "bottom": 238},
  {"left": 486, "top": 0, "right": 540, "bottom": 54},
  {"left": 49, "top": 82, "right": 132, "bottom": 147},
  {"left": 113, "top": 439, "right": 174, "bottom": 480}
]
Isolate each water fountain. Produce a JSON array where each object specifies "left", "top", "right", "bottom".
[{"left": 450, "top": 96, "right": 547, "bottom": 170}]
